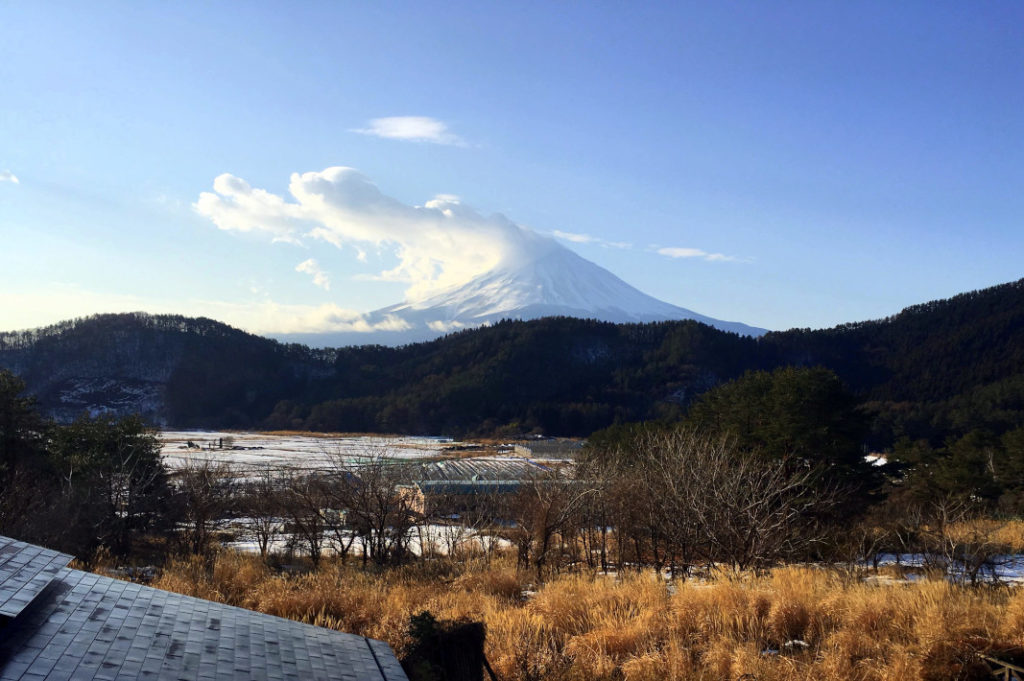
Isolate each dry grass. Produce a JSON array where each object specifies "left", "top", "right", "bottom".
[
  {"left": 148, "top": 553, "right": 1024, "bottom": 681},
  {"left": 939, "top": 518, "right": 1024, "bottom": 553},
  {"left": 979, "top": 520, "right": 1024, "bottom": 553}
]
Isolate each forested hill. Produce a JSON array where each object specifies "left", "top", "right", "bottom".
[
  {"left": 0, "top": 314, "right": 334, "bottom": 424},
  {"left": 2, "top": 277, "right": 1023, "bottom": 443},
  {"left": 767, "top": 278, "right": 1024, "bottom": 402}
]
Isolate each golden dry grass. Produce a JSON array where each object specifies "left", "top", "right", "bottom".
[
  {"left": 956, "top": 519, "right": 1024, "bottom": 553},
  {"left": 149, "top": 554, "right": 1024, "bottom": 681}
]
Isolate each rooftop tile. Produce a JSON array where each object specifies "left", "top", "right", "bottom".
[{"left": 0, "top": 536, "right": 407, "bottom": 681}]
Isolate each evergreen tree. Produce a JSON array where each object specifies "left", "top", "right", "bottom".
[
  {"left": 50, "top": 414, "right": 174, "bottom": 557},
  {"left": 686, "top": 368, "right": 870, "bottom": 473}
]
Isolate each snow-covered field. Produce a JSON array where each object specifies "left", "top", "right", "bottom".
[
  {"left": 869, "top": 553, "right": 1024, "bottom": 584},
  {"left": 159, "top": 430, "right": 460, "bottom": 474},
  {"left": 223, "top": 523, "right": 511, "bottom": 558}
]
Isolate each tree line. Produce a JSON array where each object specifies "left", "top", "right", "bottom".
[
  {"left": 3, "top": 276, "right": 1024, "bottom": 449},
  {"left": 8, "top": 360, "right": 1020, "bottom": 583}
]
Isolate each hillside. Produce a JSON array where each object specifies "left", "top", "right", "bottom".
[
  {"left": 2, "top": 277, "right": 1023, "bottom": 442},
  {"left": 0, "top": 314, "right": 333, "bottom": 425}
]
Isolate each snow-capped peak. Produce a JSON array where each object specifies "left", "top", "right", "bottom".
[
  {"left": 356, "top": 239, "right": 766, "bottom": 342},
  {"left": 273, "top": 237, "right": 765, "bottom": 346}
]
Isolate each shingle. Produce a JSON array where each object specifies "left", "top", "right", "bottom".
[
  {"left": 0, "top": 537, "right": 74, "bottom": 619},
  {"left": 0, "top": 536, "right": 408, "bottom": 681}
]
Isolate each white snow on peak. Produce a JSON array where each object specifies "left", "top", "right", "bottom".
[
  {"left": 273, "top": 237, "right": 766, "bottom": 347},
  {"left": 351, "top": 240, "right": 766, "bottom": 342},
  {"left": 398, "top": 244, "right": 686, "bottom": 320}
]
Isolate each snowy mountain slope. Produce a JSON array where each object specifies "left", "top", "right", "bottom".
[{"left": 278, "top": 241, "right": 766, "bottom": 346}]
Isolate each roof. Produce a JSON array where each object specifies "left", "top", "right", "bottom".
[
  {"left": 405, "top": 457, "right": 578, "bottom": 496},
  {"left": 0, "top": 536, "right": 407, "bottom": 681},
  {"left": 411, "top": 456, "right": 550, "bottom": 484},
  {"left": 0, "top": 536, "right": 73, "bottom": 618}
]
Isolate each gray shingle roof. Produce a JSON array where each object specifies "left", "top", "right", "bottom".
[
  {"left": 0, "top": 537, "right": 407, "bottom": 681},
  {"left": 0, "top": 536, "right": 73, "bottom": 618}
]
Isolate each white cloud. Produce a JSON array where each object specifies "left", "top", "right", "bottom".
[
  {"left": 0, "top": 170, "right": 19, "bottom": 184},
  {"left": 658, "top": 247, "right": 706, "bottom": 259},
  {"left": 195, "top": 174, "right": 306, "bottom": 244},
  {"left": 295, "top": 258, "right": 331, "bottom": 290},
  {"left": 243, "top": 304, "right": 409, "bottom": 334},
  {"left": 195, "top": 166, "right": 560, "bottom": 302},
  {"left": 656, "top": 246, "right": 745, "bottom": 263},
  {"left": 0, "top": 286, "right": 408, "bottom": 336},
  {"left": 552, "top": 230, "right": 593, "bottom": 244},
  {"left": 553, "top": 229, "right": 632, "bottom": 250},
  {"left": 427, "top": 320, "right": 467, "bottom": 333},
  {"left": 351, "top": 116, "right": 465, "bottom": 146}
]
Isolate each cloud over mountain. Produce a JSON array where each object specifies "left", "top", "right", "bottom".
[
  {"left": 195, "top": 166, "right": 560, "bottom": 302},
  {"left": 194, "top": 166, "right": 764, "bottom": 341}
]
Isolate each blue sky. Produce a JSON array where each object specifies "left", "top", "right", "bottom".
[{"left": 2, "top": 1, "right": 1022, "bottom": 335}]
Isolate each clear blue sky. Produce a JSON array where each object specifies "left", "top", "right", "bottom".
[{"left": 2, "top": 1, "right": 1022, "bottom": 334}]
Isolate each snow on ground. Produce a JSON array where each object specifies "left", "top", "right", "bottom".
[
  {"left": 869, "top": 553, "right": 1024, "bottom": 584},
  {"left": 223, "top": 522, "right": 511, "bottom": 558},
  {"left": 160, "top": 430, "right": 461, "bottom": 474}
]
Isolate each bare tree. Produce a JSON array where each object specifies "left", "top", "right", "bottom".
[
  {"left": 417, "top": 481, "right": 509, "bottom": 561},
  {"left": 581, "top": 438, "right": 697, "bottom": 574},
  {"left": 902, "top": 494, "right": 1010, "bottom": 584},
  {"left": 324, "top": 448, "right": 422, "bottom": 567},
  {"left": 238, "top": 467, "right": 285, "bottom": 560},
  {"left": 174, "top": 455, "right": 237, "bottom": 555},
  {"left": 583, "top": 455, "right": 633, "bottom": 573},
  {"left": 500, "top": 466, "right": 594, "bottom": 580},
  {"left": 279, "top": 471, "right": 329, "bottom": 567},
  {"left": 631, "top": 429, "right": 843, "bottom": 571}
]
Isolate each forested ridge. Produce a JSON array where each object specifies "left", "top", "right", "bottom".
[{"left": 2, "top": 277, "right": 1023, "bottom": 447}]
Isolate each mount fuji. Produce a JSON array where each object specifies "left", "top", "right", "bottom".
[{"left": 276, "top": 238, "right": 766, "bottom": 347}]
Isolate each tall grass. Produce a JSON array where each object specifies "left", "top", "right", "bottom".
[{"left": 150, "top": 553, "right": 1024, "bottom": 681}]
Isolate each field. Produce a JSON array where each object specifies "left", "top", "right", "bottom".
[
  {"left": 145, "top": 430, "right": 1024, "bottom": 679},
  {"left": 159, "top": 430, "right": 463, "bottom": 473},
  {"left": 139, "top": 549, "right": 1024, "bottom": 681}
]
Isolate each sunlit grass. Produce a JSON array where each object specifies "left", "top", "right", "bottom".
[{"left": 145, "top": 550, "right": 1024, "bottom": 681}]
